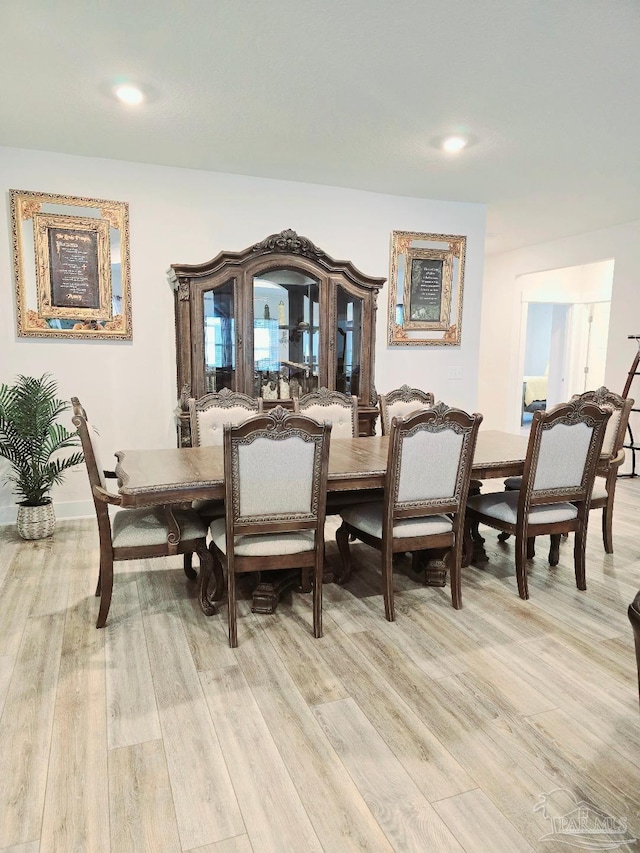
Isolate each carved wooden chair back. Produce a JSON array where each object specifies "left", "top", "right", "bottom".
[
  {"left": 378, "top": 385, "right": 435, "bottom": 435},
  {"left": 571, "top": 386, "right": 632, "bottom": 460},
  {"left": 337, "top": 403, "right": 482, "bottom": 619},
  {"left": 71, "top": 397, "right": 212, "bottom": 629},
  {"left": 71, "top": 397, "right": 109, "bottom": 507},
  {"left": 188, "top": 388, "right": 263, "bottom": 447},
  {"left": 208, "top": 406, "right": 331, "bottom": 646},
  {"left": 295, "top": 387, "right": 358, "bottom": 438}
]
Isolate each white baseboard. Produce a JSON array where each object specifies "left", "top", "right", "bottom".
[{"left": 0, "top": 499, "right": 95, "bottom": 526}]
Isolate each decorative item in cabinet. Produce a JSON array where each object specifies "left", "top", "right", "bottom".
[{"left": 168, "top": 229, "right": 385, "bottom": 445}]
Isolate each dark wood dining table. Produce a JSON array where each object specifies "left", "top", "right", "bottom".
[
  {"left": 115, "top": 430, "right": 530, "bottom": 506},
  {"left": 114, "top": 430, "right": 530, "bottom": 612},
  {"left": 115, "top": 429, "right": 528, "bottom": 614}
]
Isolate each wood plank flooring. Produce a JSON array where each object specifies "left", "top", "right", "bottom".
[{"left": 1, "top": 479, "right": 639, "bottom": 851}]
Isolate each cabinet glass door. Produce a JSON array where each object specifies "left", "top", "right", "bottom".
[
  {"left": 203, "top": 279, "right": 235, "bottom": 392},
  {"left": 252, "top": 269, "right": 320, "bottom": 400},
  {"left": 335, "top": 284, "right": 363, "bottom": 396}
]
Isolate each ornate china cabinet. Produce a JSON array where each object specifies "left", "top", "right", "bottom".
[{"left": 169, "top": 229, "right": 386, "bottom": 445}]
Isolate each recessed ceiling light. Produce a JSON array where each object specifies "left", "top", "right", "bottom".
[
  {"left": 114, "top": 84, "right": 144, "bottom": 106},
  {"left": 441, "top": 135, "right": 468, "bottom": 154}
]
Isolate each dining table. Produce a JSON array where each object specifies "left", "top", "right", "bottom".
[{"left": 114, "top": 429, "right": 530, "bottom": 612}]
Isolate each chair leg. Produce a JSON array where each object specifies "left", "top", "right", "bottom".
[
  {"left": 514, "top": 534, "right": 530, "bottom": 600},
  {"left": 227, "top": 559, "right": 237, "bottom": 648},
  {"left": 574, "top": 523, "right": 587, "bottom": 591},
  {"left": 526, "top": 537, "right": 536, "bottom": 559},
  {"left": 299, "top": 565, "right": 313, "bottom": 593},
  {"left": 209, "top": 544, "right": 225, "bottom": 601},
  {"left": 313, "top": 553, "right": 323, "bottom": 639},
  {"left": 411, "top": 551, "right": 425, "bottom": 578},
  {"left": 198, "top": 544, "right": 218, "bottom": 617},
  {"left": 497, "top": 532, "right": 511, "bottom": 543},
  {"left": 382, "top": 544, "right": 395, "bottom": 622},
  {"left": 95, "top": 561, "right": 102, "bottom": 597},
  {"left": 548, "top": 534, "right": 561, "bottom": 566},
  {"left": 335, "top": 522, "right": 352, "bottom": 584},
  {"left": 449, "top": 540, "right": 462, "bottom": 610},
  {"left": 183, "top": 552, "right": 197, "bottom": 581},
  {"left": 96, "top": 554, "right": 114, "bottom": 628},
  {"left": 602, "top": 502, "right": 614, "bottom": 554},
  {"left": 468, "top": 480, "right": 485, "bottom": 546}
]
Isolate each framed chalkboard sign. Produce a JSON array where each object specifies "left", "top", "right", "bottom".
[
  {"left": 388, "top": 231, "right": 465, "bottom": 346},
  {"left": 10, "top": 189, "right": 132, "bottom": 340},
  {"left": 34, "top": 213, "right": 111, "bottom": 319}
]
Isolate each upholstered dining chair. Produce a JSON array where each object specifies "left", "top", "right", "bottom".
[
  {"left": 294, "top": 387, "right": 358, "bottom": 437},
  {"left": 629, "top": 591, "right": 640, "bottom": 708},
  {"left": 72, "top": 398, "right": 214, "bottom": 628},
  {"left": 378, "top": 385, "right": 435, "bottom": 435},
  {"left": 294, "top": 386, "right": 377, "bottom": 519},
  {"left": 207, "top": 406, "right": 331, "bottom": 647},
  {"left": 335, "top": 403, "right": 482, "bottom": 620},
  {"left": 184, "top": 389, "right": 263, "bottom": 575},
  {"left": 467, "top": 398, "right": 610, "bottom": 600},
  {"left": 567, "top": 387, "right": 632, "bottom": 555},
  {"left": 189, "top": 388, "right": 263, "bottom": 447},
  {"left": 501, "top": 387, "right": 633, "bottom": 560}
]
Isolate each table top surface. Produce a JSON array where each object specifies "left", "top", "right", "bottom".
[{"left": 114, "top": 429, "right": 530, "bottom": 508}]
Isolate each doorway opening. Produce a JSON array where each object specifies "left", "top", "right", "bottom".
[{"left": 518, "top": 260, "right": 614, "bottom": 431}]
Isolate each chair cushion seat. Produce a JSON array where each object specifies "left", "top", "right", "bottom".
[
  {"left": 467, "top": 491, "right": 578, "bottom": 525},
  {"left": 340, "top": 502, "right": 453, "bottom": 540},
  {"left": 209, "top": 518, "right": 315, "bottom": 557},
  {"left": 112, "top": 506, "right": 207, "bottom": 548}
]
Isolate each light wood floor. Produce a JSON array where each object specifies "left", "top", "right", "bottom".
[{"left": 1, "top": 480, "right": 640, "bottom": 852}]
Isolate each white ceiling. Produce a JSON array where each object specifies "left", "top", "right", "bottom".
[{"left": 2, "top": 0, "right": 639, "bottom": 255}]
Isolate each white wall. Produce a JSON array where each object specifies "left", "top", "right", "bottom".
[
  {"left": 523, "top": 303, "right": 553, "bottom": 376},
  {"left": 0, "top": 146, "right": 486, "bottom": 522},
  {"left": 479, "top": 221, "right": 640, "bottom": 433},
  {"left": 520, "top": 259, "right": 614, "bottom": 304}
]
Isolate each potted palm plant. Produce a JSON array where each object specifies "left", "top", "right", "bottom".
[{"left": 0, "top": 373, "right": 84, "bottom": 539}]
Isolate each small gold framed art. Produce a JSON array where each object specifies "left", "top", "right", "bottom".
[{"left": 388, "top": 230, "right": 466, "bottom": 346}]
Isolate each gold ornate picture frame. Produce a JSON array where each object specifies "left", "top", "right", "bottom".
[
  {"left": 10, "top": 189, "right": 132, "bottom": 339},
  {"left": 388, "top": 231, "right": 465, "bottom": 346}
]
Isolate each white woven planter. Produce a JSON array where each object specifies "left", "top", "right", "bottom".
[{"left": 16, "top": 502, "right": 56, "bottom": 540}]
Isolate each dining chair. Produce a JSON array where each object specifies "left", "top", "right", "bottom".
[
  {"left": 335, "top": 403, "right": 482, "bottom": 620},
  {"left": 72, "top": 397, "right": 215, "bottom": 628},
  {"left": 467, "top": 398, "right": 610, "bottom": 600},
  {"left": 378, "top": 385, "right": 435, "bottom": 435},
  {"left": 207, "top": 406, "right": 331, "bottom": 647},
  {"left": 294, "top": 387, "right": 358, "bottom": 437},
  {"left": 184, "top": 389, "right": 263, "bottom": 575},
  {"left": 629, "top": 590, "right": 640, "bottom": 708},
  {"left": 294, "top": 386, "right": 378, "bottom": 522},
  {"left": 189, "top": 388, "right": 263, "bottom": 447},
  {"left": 501, "top": 387, "right": 633, "bottom": 560}
]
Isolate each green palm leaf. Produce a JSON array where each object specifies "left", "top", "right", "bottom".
[{"left": 0, "top": 373, "right": 84, "bottom": 505}]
